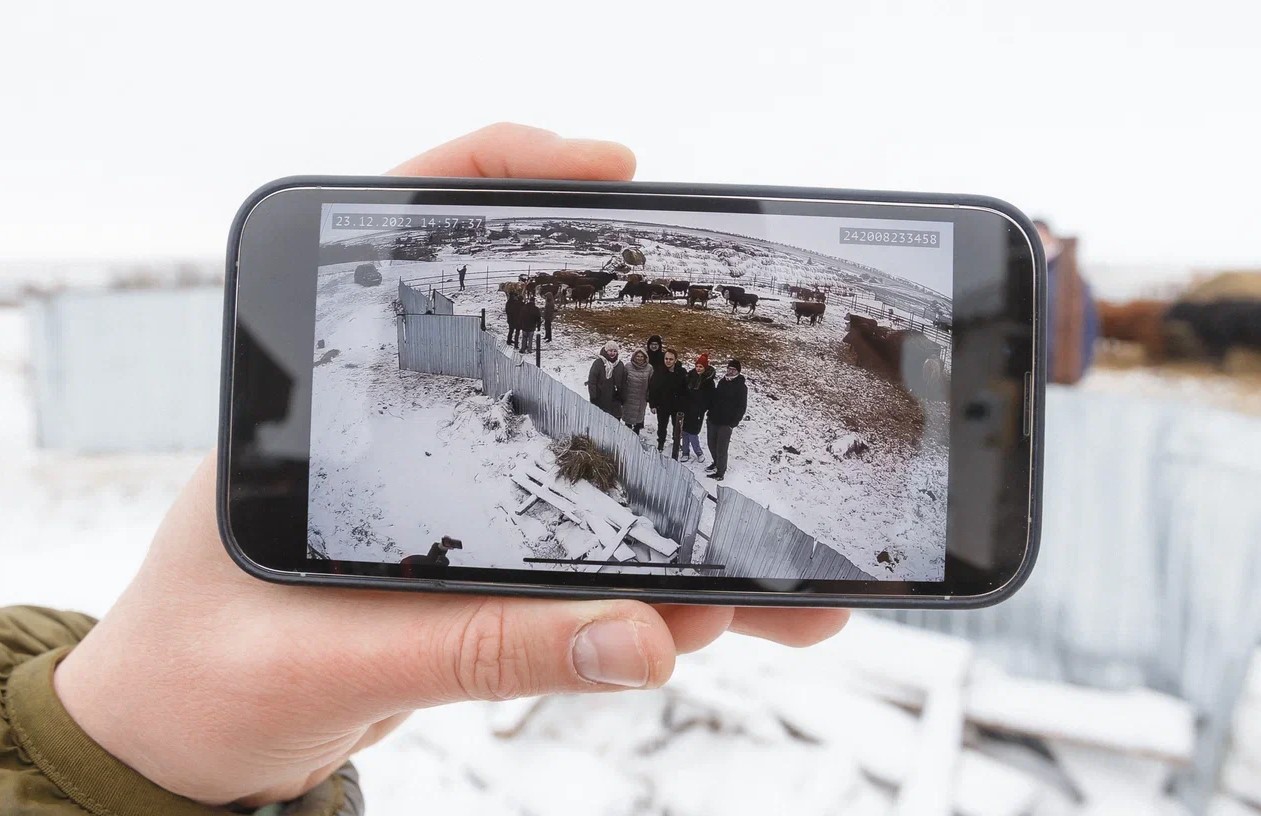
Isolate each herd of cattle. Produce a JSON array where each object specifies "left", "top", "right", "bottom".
[
  {"left": 497, "top": 271, "right": 832, "bottom": 324},
  {"left": 488, "top": 268, "right": 947, "bottom": 399}
]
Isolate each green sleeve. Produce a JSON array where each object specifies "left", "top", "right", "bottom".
[{"left": 0, "top": 606, "right": 361, "bottom": 816}]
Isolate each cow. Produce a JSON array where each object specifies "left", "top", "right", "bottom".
[
  {"left": 499, "top": 281, "right": 526, "bottom": 298},
  {"left": 669, "top": 280, "right": 691, "bottom": 295},
  {"left": 793, "top": 301, "right": 826, "bottom": 324},
  {"left": 571, "top": 284, "right": 597, "bottom": 308},
  {"left": 687, "top": 286, "right": 712, "bottom": 309},
  {"left": 843, "top": 313, "right": 943, "bottom": 398},
  {"left": 576, "top": 270, "right": 618, "bottom": 294},
  {"left": 728, "top": 292, "right": 759, "bottom": 314},
  {"left": 1098, "top": 299, "right": 1170, "bottom": 360},
  {"left": 618, "top": 281, "right": 646, "bottom": 301},
  {"left": 642, "top": 283, "right": 673, "bottom": 302},
  {"left": 718, "top": 285, "right": 745, "bottom": 301},
  {"left": 624, "top": 273, "right": 644, "bottom": 285}
]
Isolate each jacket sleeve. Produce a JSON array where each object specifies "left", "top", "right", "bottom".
[
  {"left": 0, "top": 605, "right": 363, "bottom": 816},
  {"left": 732, "top": 382, "right": 748, "bottom": 426},
  {"left": 586, "top": 360, "right": 600, "bottom": 402}
]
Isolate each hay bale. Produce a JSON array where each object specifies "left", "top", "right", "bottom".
[{"left": 551, "top": 434, "right": 619, "bottom": 492}]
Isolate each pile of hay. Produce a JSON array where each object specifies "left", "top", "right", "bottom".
[{"left": 551, "top": 434, "right": 619, "bottom": 492}]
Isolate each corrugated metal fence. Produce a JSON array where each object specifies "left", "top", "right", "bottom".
[
  {"left": 396, "top": 294, "right": 707, "bottom": 553},
  {"left": 707, "top": 486, "right": 873, "bottom": 580},
  {"left": 398, "top": 279, "right": 433, "bottom": 314},
  {"left": 876, "top": 386, "right": 1261, "bottom": 804}
]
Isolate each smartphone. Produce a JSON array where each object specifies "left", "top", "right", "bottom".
[{"left": 219, "top": 177, "right": 1044, "bottom": 608}]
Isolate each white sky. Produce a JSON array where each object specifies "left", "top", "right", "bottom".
[{"left": 2, "top": 0, "right": 1258, "bottom": 282}]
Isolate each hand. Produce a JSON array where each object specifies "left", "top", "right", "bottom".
[{"left": 53, "top": 124, "right": 849, "bottom": 809}]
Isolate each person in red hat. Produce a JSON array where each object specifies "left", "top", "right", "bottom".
[{"left": 681, "top": 353, "right": 716, "bottom": 463}]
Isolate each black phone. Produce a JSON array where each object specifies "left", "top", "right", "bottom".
[{"left": 218, "top": 177, "right": 1044, "bottom": 608}]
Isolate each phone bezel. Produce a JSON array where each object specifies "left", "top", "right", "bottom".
[{"left": 218, "top": 176, "right": 1045, "bottom": 609}]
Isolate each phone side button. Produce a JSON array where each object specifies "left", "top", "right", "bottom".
[{"left": 1022, "top": 371, "right": 1033, "bottom": 438}]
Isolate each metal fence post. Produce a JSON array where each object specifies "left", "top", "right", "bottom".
[
  {"left": 481, "top": 308, "right": 486, "bottom": 331},
  {"left": 535, "top": 341, "right": 541, "bottom": 368}
]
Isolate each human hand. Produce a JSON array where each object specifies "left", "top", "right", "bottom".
[{"left": 52, "top": 124, "right": 849, "bottom": 810}]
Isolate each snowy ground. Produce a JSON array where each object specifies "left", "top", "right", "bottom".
[{"left": 310, "top": 252, "right": 948, "bottom": 580}]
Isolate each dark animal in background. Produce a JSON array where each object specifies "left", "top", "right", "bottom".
[
  {"left": 728, "top": 291, "right": 759, "bottom": 314},
  {"left": 577, "top": 270, "right": 618, "bottom": 294},
  {"left": 618, "top": 281, "right": 646, "bottom": 301},
  {"left": 843, "top": 313, "right": 944, "bottom": 399},
  {"left": 643, "top": 283, "right": 673, "bottom": 302},
  {"left": 571, "top": 285, "right": 597, "bottom": 308},
  {"left": 718, "top": 285, "right": 745, "bottom": 301},
  {"left": 787, "top": 285, "right": 823, "bottom": 302},
  {"left": 1165, "top": 299, "right": 1261, "bottom": 358},
  {"left": 353, "top": 263, "right": 382, "bottom": 286},
  {"left": 687, "top": 286, "right": 712, "bottom": 309},
  {"left": 793, "top": 301, "right": 826, "bottom": 324},
  {"left": 669, "top": 280, "right": 691, "bottom": 294}
]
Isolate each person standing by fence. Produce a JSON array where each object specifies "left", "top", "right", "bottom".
[
  {"left": 543, "top": 292, "right": 556, "bottom": 342},
  {"left": 519, "top": 297, "right": 542, "bottom": 353},
  {"left": 682, "top": 354, "right": 715, "bottom": 463},
  {"left": 649, "top": 348, "right": 688, "bottom": 459},
  {"left": 621, "top": 349, "right": 654, "bottom": 434},
  {"left": 587, "top": 341, "right": 627, "bottom": 419},
  {"left": 457, "top": 264, "right": 468, "bottom": 290},
  {"left": 506, "top": 292, "right": 523, "bottom": 348},
  {"left": 706, "top": 359, "right": 747, "bottom": 482}
]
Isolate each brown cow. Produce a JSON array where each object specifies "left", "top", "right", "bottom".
[
  {"left": 843, "top": 313, "right": 943, "bottom": 398},
  {"left": 1097, "top": 299, "right": 1171, "bottom": 360},
  {"left": 571, "top": 284, "right": 596, "bottom": 307},
  {"left": 624, "top": 273, "right": 644, "bottom": 285},
  {"left": 793, "top": 301, "right": 826, "bottom": 324},
  {"left": 687, "top": 286, "right": 712, "bottom": 308}
]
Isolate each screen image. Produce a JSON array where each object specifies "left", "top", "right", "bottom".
[{"left": 308, "top": 202, "right": 953, "bottom": 582}]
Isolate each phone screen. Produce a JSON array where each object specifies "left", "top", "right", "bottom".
[{"left": 307, "top": 202, "right": 955, "bottom": 583}]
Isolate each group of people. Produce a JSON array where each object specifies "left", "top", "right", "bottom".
[
  {"left": 506, "top": 290, "right": 556, "bottom": 353},
  {"left": 585, "top": 335, "right": 747, "bottom": 481}
]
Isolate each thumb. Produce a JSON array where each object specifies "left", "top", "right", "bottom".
[{"left": 379, "top": 597, "right": 677, "bottom": 706}]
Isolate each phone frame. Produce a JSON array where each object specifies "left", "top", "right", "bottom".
[{"left": 218, "top": 176, "right": 1045, "bottom": 609}]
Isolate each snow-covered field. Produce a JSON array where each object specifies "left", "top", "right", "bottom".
[{"left": 309, "top": 225, "right": 949, "bottom": 580}]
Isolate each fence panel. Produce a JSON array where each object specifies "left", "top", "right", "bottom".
[
  {"left": 397, "top": 279, "right": 433, "bottom": 314},
  {"left": 433, "top": 291, "right": 455, "bottom": 315},
  {"left": 706, "top": 486, "right": 872, "bottom": 580},
  {"left": 399, "top": 314, "right": 481, "bottom": 378}
]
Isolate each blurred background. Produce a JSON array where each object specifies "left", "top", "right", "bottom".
[{"left": 1, "top": 2, "right": 1258, "bottom": 814}]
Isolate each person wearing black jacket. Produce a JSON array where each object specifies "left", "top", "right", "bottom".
[
  {"left": 543, "top": 293, "right": 556, "bottom": 342},
  {"left": 706, "top": 359, "right": 747, "bottom": 481},
  {"left": 519, "top": 298, "right": 542, "bottom": 353},
  {"left": 648, "top": 347, "right": 688, "bottom": 459},
  {"left": 505, "top": 292, "right": 522, "bottom": 348},
  {"left": 645, "top": 335, "right": 665, "bottom": 371},
  {"left": 681, "top": 354, "right": 715, "bottom": 463}
]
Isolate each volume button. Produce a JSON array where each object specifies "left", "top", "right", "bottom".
[{"left": 1022, "top": 371, "right": 1033, "bottom": 438}]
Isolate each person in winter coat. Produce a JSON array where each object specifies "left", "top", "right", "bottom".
[
  {"left": 519, "top": 298, "right": 542, "bottom": 353},
  {"left": 506, "top": 292, "right": 523, "bottom": 348},
  {"left": 543, "top": 292, "right": 556, "bottom": 342},
  {"left": 621, "top": 349, "right": 654, "bottom": 433},
  {"left": 681, "top": 353, "right": 715, "bottom": 463},
  {"left": 587, "top": 341, "right": 628, "bottom": 419},
  {"left": 648, "top": 347, "right": 688, "bottom": 459},
  {"left": 706, "top": 359, "right": 748, "bottom": 481},
  {"left": 645, "top": 335, "right": 665, "bottom": 371},
  {"left": 457, "top": 264, "right": 468, "bottom": 290}
]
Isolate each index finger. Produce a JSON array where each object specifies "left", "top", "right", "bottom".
[{"left": 388, "top": 122, "right": 636, "bottom": 181}]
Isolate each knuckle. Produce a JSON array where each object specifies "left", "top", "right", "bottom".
[{"left": 453, "top": 599, "right": 529, "bottom": 701}]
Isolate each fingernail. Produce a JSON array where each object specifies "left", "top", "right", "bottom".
[{"left": 573, "top": 620, "right": 649, "bottom": 688}]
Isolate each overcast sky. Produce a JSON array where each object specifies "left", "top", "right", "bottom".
[{"left": 2, "top": 0, "right": 1258, "bottom": 286}]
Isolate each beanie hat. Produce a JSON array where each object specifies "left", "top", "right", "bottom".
[
  {"left": 696, "top": 353, "right": 709, "bottom": 369},
  {"left": 727, "top": 359, "right": 741, "bottom": 372}
]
